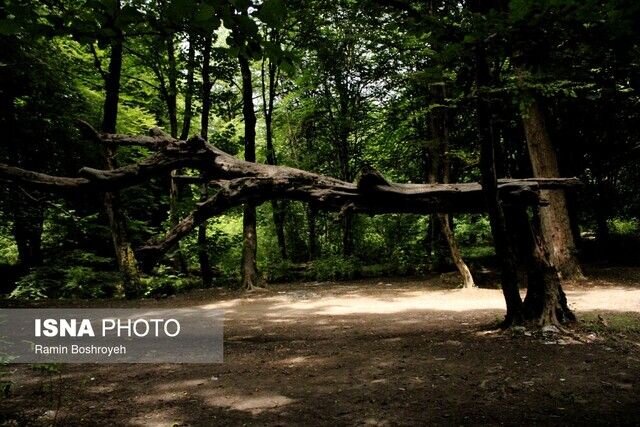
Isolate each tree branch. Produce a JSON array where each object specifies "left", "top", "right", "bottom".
[{"left": 0, "top": 127, "right": 581, "bottom": 271}]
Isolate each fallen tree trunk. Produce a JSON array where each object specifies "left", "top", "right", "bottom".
[{"left": 0, "top": 129, "right": 581, "bottom": 276}]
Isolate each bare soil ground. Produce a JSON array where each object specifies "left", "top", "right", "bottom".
[{"left": 2, "top": 266, "right": 640, "bottom": 426}]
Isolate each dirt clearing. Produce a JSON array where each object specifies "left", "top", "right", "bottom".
[{"left": 2, "top": 268, "right": 640, "bottom": 426}]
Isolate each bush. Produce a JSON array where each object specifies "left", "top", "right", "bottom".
[
  {"left": 0, "top": 234, "right": 18, "bottom": 265},
  {"left": 308, "top": 256, "right": 359, "bottom": 281},
  {"left": 609, "top": 218, "right": 639, "bottom": 235},
  {"left": 141, "top": 272, "right": 202, "bottom": 298},
  {"left": 263, "top": 259, "right": 299, "bottom": 282},
  {"left": 9, "top": 251, "right": 119, "bottom": 300}
]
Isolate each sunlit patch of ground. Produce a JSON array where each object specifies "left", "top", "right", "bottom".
[
  {"left": 2, "top": 267, "right": 640, "bottom": 426},
  {"left": 198, "top": 285, "right": 640, "bottom": 317}
]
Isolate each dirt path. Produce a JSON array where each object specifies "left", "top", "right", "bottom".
[{"left": 2, "top": 269, "right": 640, "bottom": 426}]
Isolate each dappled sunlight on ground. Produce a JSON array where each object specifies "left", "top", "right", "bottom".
[
  {"left": 568, "top": 288, "right": 640, "bottom": 312},
  {"left": 269, "top": 289, "right": 506, "bottom": 315},
  {"left": 3, "top": 269, "right": 640, "bottom": 426},
  {"left": 200, "top": 392, "right": 295, "bottom": 415},
  {"left": 197, "top": 284, "right": 640, "bottom": 319}
]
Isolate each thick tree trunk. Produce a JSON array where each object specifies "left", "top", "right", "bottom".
[
  {"left": 471, "top": 14, "right": 523, "bottom": 324},
  {"left": 521, "top": 97, "right": 584, "bottom": 280},
  {"left": 239, "top": 54, "right": 259, "bottom": 290},
  {"left": 506, "top": 205, "right": 576, "bottom": 326},
  {"left": 100, "top": 12, "right": 141, "bottom": 298}
]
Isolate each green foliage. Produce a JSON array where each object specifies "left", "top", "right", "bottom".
[
  {"left": 10, "top": 251, "right": 119, "bottom": 300},
  {"left": 141, "top": 272, "right": 201, "bottom": 298},
  {"left": 453, "top": 215, "right": 493, "bottom": 247},
  {"left": 262, "top": 259, "right": 298, "bottom": 282},
  {"left": 0, "top": 233, "right": 18, "bottom": 265},
  {"left": 609, "top": 218, "right": 639, "bottom": 235},
  {"left": 580, "top": 313, "right": 640, "bottom": 335},
  {"left": 1, "top": 0, "right": 639, "bottom": 300},
  {"left": 309, "top": 256, "right": 359, "bottom": 281}
]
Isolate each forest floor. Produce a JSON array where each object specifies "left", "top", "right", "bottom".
[{"left": 2, "top": 266, "right": 640, "bottom": 426}]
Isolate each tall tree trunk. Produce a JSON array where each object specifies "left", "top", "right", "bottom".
[
  {"left": 165, "top": 35, "right": 178, "bottom": 139},
  {"left": 507, "top": 204, "right": 576, "bottom": 326},
  {"left": 337, "top": 129, "right": 354, "bottom": 257},
  {"left": 13, "top": 203, "right": 44, "bottom": 269},
  {"left": 261, "top": 54, "right": 288, "bottom": 260},
  {"left": 198, "top": 183, "right": 212, "bottom": 287},
  {"left": 239, "top": 54, "right": 259, "bottom": 290},
  {"left": 471, "top": 0, "right": 573, "bottom": 326},
  {"left": 2, "top": 79, "right": 45, "bottom": 271},
  {"left": 427, "top": 82, "right": 476, "bottom": 288},
  {"left": 521, "top": 97, "right": 584, "bottom": 280},
  {"left": 471, "top": 2, "right": 523, "bottom": 324},
  {"left": 100, "top": 9, "right": 141, "bottom": 298},
  {"left": 197, "top": 33, "right": 213, "bottom": 287},
  {"left": 200, "top": 34, "right": 213, "bottom": 141},
  {"left": 180, "top": 33, "right": 196, "bottom": 140},
  {"left": 165, "top": 33, "right": 188, "bottom": 273}
]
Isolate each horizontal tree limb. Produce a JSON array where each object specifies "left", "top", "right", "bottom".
[{"left": 0, "top": 126, "right": 581, "bottom": 271}]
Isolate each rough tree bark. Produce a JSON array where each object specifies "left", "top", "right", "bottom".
[
  {"left": 521, "top": 95, "right": 584, "bottom": 280},
  {"left": 239, "top": 54, "right": 259, "bottom": 290},
  {"left": 471, "top": 0, "right": 574, "bottom": 326},
  {"left": 99, "top": 3, "right": 141, "bottom": 298},
  {"left": 507, "top": 204, "right": 576, "bottom": 326}
]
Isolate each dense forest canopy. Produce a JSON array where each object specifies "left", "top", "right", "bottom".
[{"left": 0, "top": 0, "right": 639, "bottom": 324}]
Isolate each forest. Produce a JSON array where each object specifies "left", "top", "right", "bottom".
[{"left": 1, "top": 0, "right": 639, "bottom": 425}]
